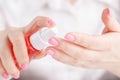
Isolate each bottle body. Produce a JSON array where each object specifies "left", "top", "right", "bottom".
[
  {"left": 25, "top": 32, "right": 41, "bottom": 59},
  {"left": 9, "top": 27, "right": 56, "bottom": 70},
  {"left": 25, "top": 27, "right": 56, "bottom": 59}
]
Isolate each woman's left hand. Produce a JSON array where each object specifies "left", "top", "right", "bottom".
[{"left": 46, "top": 8, "right": 120, "bottom": 77}]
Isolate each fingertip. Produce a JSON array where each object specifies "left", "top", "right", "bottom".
[
  {"left": 64, "top": 33, "right": 75, "bottom": 41},
  {"left": 48, "top": 37, "right": 59, "bottom": 46},
  {"left": 48, "top": 19, "right": 56, "bottom": 26},
  {"left": 2, "top": 72, "right": 9, "bottom": 79},
  {"left": 102, "top": 8, "right": 111, "bottom": 23},
  {"left": 105, "top": 8, "right": 111, "bottom": 16},
  {"left": 12, "top": 72, "right": 20, "bottom": 79},
  {"left": 102, "top": 8, "right": 120, "bottom": 32},
  {"left": 21, "top": 62, "right": 29, "bottom": 71},
  {"left": 46, "top": 48, "right": 55, "bottom": 56},
  {"left": 23, "top": 16, "right": 56, "bottom": 33}
]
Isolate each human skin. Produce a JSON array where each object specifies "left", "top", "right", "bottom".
[
  {"left": 68, "top": 0, "right": 76, "bottom": 5},
  {"left": 0, "top": 16, "right": 55, "bottom": 79},
  {"left": 46, "top": 8, "right": 120, "bottom": 77}
]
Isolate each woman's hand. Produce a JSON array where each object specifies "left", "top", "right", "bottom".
[
  {"left": 0, "top": 16, "right": 55, "bottom": 79},
  {"left": 46, "top": 8, "right": 120, "bottom": 77}
]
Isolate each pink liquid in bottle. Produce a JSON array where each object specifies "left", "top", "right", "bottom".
[{"left": 10, "top": 27, "right": 56, "bottom": 70}]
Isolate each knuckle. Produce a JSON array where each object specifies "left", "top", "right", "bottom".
[
  {"left": 12, "top": 39, "right": 22, "bottom": 47},
  {"left": 75, "top": 50, "right": 85, "bottom": 58},
  {"left": 59, "top": 41, "right": 70, "bottom": 51},
  {"left": 8, "top": 30, "right": 22, "bottom": 37},
  {"left": 7, "top": 69, "right": 19, "bottom": 75},
  {"left": 34, "top": 16, "right": 50, "bottom": 22},
  {"left": 8, "top": 27, "right": 17, "bottom": 31},
  {"left": 33, "top": 16, "right": 51, "bottom": 27},
  {"left": 77, "top": 36, "right": 82, "bottom": 43},
  {"left": 87, "top": 57, "right": 101, "bottom": 65},
  {"left": 52, "top": 51, "right": 64, "bottom": 62},
  {"left": 9, "top": 31, "right": 23, "bottom": 44},
  {"left": 73, "top": 51, "right": 84, "bottom": 59},
  {"left": 74, "top": 60, "right": 88, "bottom": 68},
  {"left": 77, "top": 37, "right": 87, "bottom": 46},
  {"left": 53, "top": 53, "right": 60, "bottom": 60}
]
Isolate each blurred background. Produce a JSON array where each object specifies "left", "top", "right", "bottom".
[{"left": 0, "top": 0, "right": 120, "bottom": 80}]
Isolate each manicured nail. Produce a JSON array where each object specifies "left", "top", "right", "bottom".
[
  {"left": 2, "top": 72, "right": 9, "bottom": 79},
  {"left": 21, "top": 63, "right": 28, "bottom": 70},
  {"left": 106, "top": 8, "right": 111, "bottom": 16},
  {"left": 48, "top": 38, "right": 59, "bottom": 46},
  {"left": 12, "top": 72, "right": 20, "bottom": 79},
  {"left": 46, "top": 49, "right": 55, "bottom": 56},
  {"left": 48, "top": 19, "right": 55, "bottom": 25},
  {"left": 64, "top": 34, "right": 75, "bottom": 41}
]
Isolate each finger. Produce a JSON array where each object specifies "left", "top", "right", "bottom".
[
  {"left": 64, "top": 32, "right": 109, "bottom": 50},
  {"left": 23, "top": 16, "right": 55, "bottom": 59},
  {"left": 46, "top": 47, "right": 101, "bottom": 68},
  {"left": 48, "top": 37, "right": 100, "bottom": 60},
  {"left": 102, "top": 8, "right": 120, "bottom": 32},
  {"left": 0, "top": 47, "right": 20, "bottom": 79},
  {"left": 0, "top": 61, "right": 9, "bottom": 79},
  {"left": 102, "top": 27, "right": 109, "bottom": 34},
  {"left": 8, "top": 30, "right": 29, "bottom": 70},
  {"left": 23, "top": 16, "right": 55, "bottom": 34},
  {"left": 46, "top": 47, "right": 76, "bottom": 66},
  {"left": 32, "top": 49, "right": 46, "bottom": 59}
]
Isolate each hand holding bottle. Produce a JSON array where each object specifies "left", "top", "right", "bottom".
[{"left": 0, "top": 16, "right": 55, "bottom": 79}]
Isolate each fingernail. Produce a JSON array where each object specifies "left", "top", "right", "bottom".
[
  {"left": 48, "top": 38, "right": 59, "bottom": 46},
  {"left": 48, "top": 19, "right": 55, "bottom": 25},
  {"left": 2, "top": 72, "right": 9, "bottom": 79},
  {"left": 64, "top": 34, "right": 75, "bottom": 41},
  {"left": 21, "top": 63, "right": 28, "bottom": 70},
  {"left": 106, "top": 8, "right": 111, "bottom": 16},
  {"left": 46, "top": 49, "right": 55, "bottom": 56},
  {"left": 12, "top": 72, "right": 20, "bottom": 79}
]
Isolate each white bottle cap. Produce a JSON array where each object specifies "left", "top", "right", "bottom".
[{"left": 30, "top": 27, "right": 57, "bottom": 50}]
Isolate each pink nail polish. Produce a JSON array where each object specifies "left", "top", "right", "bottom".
[
  {"left": 12, "top": 73, "right": 20, "bottom": 79},
  {"left": 48, "top": 19, "right": 55, "bottom": 25},
  {"left": 48, "top": 38, "right": 59, "bottom": 46},
  {"left": 21, "top": 63, "right": 28, "bottom": 70},
  {"left": 106, "top": 8, "right": 111, "bottom": 16},
  {"left": 47, "top": 49, "right": 55, "bottom": 56},
  {"left": 2, "top": 72, "right": 9, "bottom": 79},
  {"left": 65, "top": 34, "right": 75, "bottom": 41}
]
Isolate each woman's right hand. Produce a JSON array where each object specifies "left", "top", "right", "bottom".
[
  {"left": 0, "top": 16, "right": 55, "bottom": 79},
  {"left": 46, "top": 8, "right": 120, "bottom": 77}
]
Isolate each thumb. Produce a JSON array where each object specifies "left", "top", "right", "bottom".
[
  {"left": 23, "top": 16, "right": 55, "bottom": 34},
  {"left": 23, "top": 16, "right": 56, "bottom": 59},
  {"left": 102, "top": 8, "right": 120, "bottom": 32}
]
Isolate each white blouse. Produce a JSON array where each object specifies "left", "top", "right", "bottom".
[{"left": 0, "top": 0, "right": 120, "bottom": 80}]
